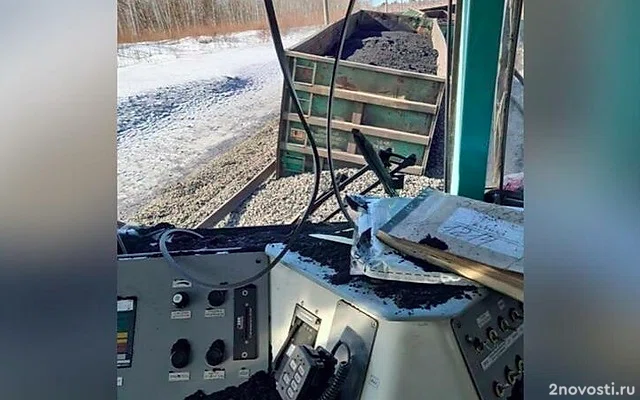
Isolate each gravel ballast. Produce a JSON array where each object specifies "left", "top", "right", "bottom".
[
  {"left": 126, "top": 119, "right": 445, "bottom": 229},
  {"left": 127, "top": 132, "right": 444, "bottom": 228},
  {"left": 217, "top": 169, "right": 442, "bottom": 228},
  {"left": 126, "top": 120, "right": 279, "bottom": 228}
]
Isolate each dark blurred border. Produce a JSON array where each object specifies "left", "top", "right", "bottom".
[
  {"left": 0, "top": 1, "right": 116, "bottom": 399},
  {"left": 527, "top": 0, "right": 640, "bottom": 397},
  {"left": 1, "top": 0, "right": 639, "bottom": 399}
]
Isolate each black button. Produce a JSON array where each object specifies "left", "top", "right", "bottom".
[
  {"left": 205, "top": 339, "right": 226, "bottom": 366},
  {"left": 172, "top": 292, "right": 190, "bottom": 308},
  {"left": 170, "top": 339, "right": 191, "bottom": 369},
  {"left": 207, "top": 290, "right": 226, "bottom": 307}
]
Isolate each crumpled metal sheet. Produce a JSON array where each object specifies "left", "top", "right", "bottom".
[{"left": 348, "top": 195, "right": 478, "bottom": 286}]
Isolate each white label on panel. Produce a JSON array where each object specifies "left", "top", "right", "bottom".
[
  {"left": 171, "top": 310, "right": 191, "bottom": 320},
  {"left": 204, "top": 370, "right": 225, "bottom": 380},
  {"left": 205, "top": 308, "right": 225, "bottom": 318},
  {"left": 168, "top": 372, "right": 190, "bottom": 382},
  {"left": 476, "top": 310, "right": 492, "bottom": 328},
  {"left": 117, "top": 299, "right": 134, "bottom": 312}
]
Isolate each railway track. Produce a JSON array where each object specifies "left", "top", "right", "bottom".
[{"left": 196, "top": 160, "right": 277, "bottom": 228}]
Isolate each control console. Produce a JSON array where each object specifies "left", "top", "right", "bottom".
[
  {"left": 452, "top": 294, "right": 524, "bottom": 399},
  {"left": 117, "top": 252, "right": 270, "bottom": 400}
]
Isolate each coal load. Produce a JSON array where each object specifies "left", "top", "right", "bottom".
[{"left": 340, "top": 30, "right": 439, "bottom": 75}]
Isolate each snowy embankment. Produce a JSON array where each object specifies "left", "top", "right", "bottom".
[{"left": 117, "top": 28, "right": 318, "bottom": 220}]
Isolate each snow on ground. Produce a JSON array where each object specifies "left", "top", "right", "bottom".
[{"left": 117, "top": 27, "right": 319, "bottom": 219}]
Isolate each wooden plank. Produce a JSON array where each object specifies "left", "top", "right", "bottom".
[
  {"left": 283, "top": 143, "right": 423, "bottom": 175},
  {"left": 294, "top": 83, "right": 438, "bottom": 114},
  {"left": 351, "top": 102, "right": 364, "bottom": 125},
  {"left": 286, "top": 50, "right": 446, "bottom": 83},
  {"left": 196, "top": 161, "right": 276, "bottom": 228},
  {"left": 377, "top": 231, "right": 524, "bottom": 301},
  {"left": 287, "top": 114, "right": 430, "bottom": 145}
]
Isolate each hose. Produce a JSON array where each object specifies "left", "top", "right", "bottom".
[
  {"left": 325, "top": 0, "right": 357, "bottom": 228},
  {"left": 157, "top": 0, "right": 324, "bottom": 290}
]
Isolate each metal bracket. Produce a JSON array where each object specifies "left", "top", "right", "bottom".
[{"left": 325, "top": 300, "right": 378, "bottom": 400}]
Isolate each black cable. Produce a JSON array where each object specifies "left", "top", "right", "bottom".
[
  {"left": 319, "top": 341, "right": 352, "bottom": 400},
  {"left": 319, "top": 361, "right": 350, "bottom": 400},
  {"left": 330, "top": 340, "right": 352, "bottom": 361},
  {"left": 158, "top": 0, "right": 323, "bottom": 290},
  {"left": 325, "top": 0, "right": 357, "bottom": 227},
  {"left": 272, "top": 320, "right": 304, "bottom": 373}
]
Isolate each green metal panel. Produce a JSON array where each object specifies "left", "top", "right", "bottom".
[
  {"left": 281, "top": 151, "right": 305, "bottom": 175},
  {"left": 312, "top": 61, "right": 442, "bottom": 104},
  {"left": 450, "top": 0, "right": 505, "bottom": 199},
  {"left": 277, "top": 10, "right": 447, "bottom": 178},
  {"left": 361, "top": 104, "right": 432, "bottom": 135},
  {"left": 309, "top": 94, "right": 359, "bottom": 122},
  {"left": 288, "top": 121, "right": 350, "bottom": 151}
]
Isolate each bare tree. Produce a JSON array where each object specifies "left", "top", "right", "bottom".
[{"left": 118, "top": 0, "right": 367, "bottom": 43}]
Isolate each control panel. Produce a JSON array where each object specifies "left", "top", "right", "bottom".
[
  {"left": 117, "top": 252, "right": 270, "bottom": 400},
  {"left": 452, "top": 293, "right": 524, "bottom": 400}
]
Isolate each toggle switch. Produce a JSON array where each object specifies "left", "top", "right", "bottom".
[
  {"left": 505, "top": 366, "right": 518, "bottom": 384},
  {"left": 465, "top": 335, "right": 484, "bottom": 352},
  {"left": 487, "top": 328, "right": 500, "bottom": 343},
  {"left": 509, "top": 308, "right": 523, "bottom": 322},
  {"left": 516, "top": 355, "right": 524, "bottom": 373},
  {"left": 498, "top": 317, "right": 513, "bottom": 332}
]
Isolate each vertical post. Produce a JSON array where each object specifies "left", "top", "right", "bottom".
[
  {"left": 323, "top": 0, "right": 330, "bottom": 25},
  {"left": 385, "top": 0, "right": 388, "bottom": 13},
  {"left": 487, "top": 0, "right": 524, "bottom": 191},
  {"left": 450, "top": 0, "right": 505, "bottom": 200},
  {"left": 445, "top": 0, "right": 463, "bottom": 194}
]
